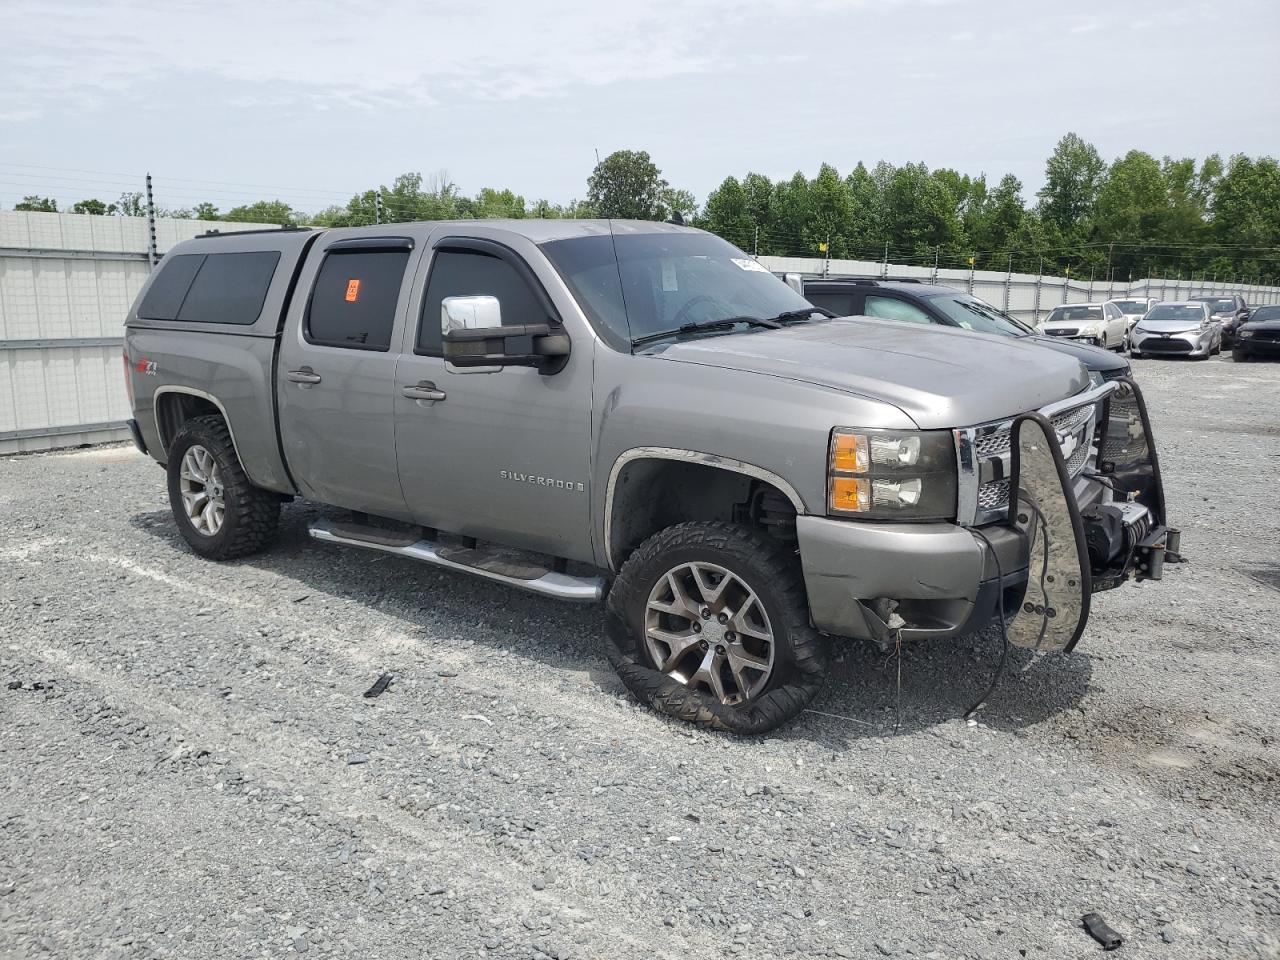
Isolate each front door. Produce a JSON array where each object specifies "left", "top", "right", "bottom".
[
  {"left": 393, "top": 237, "right": 595, "bottom": 562},
  {"left": 277, "top": 235, "right": 419, "bottom": 519}
]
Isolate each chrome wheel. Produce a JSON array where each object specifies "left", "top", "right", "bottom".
[
  {"left": 179, "top": 444, "right": 225, "bottom": 535},
  {"left": 644, "top": 561, "right": 775, "bottom": 705}
]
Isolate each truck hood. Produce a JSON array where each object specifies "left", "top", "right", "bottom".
[{"left": 649, "top": 318, "right": 1090, "bottom": 429}]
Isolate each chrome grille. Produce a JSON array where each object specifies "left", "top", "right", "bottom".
[
  {"left": 971, "top": 405, "right": 1094, "bottom": 460},
  {"left": 977, "top": 479, "right": 1011, "bottom": 512}
]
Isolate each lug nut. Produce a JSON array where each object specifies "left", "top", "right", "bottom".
[
  {"left": 717, "top": 612, "right": 729, "bottom": 624},
  {"left": 699, "top": 639, "right": 709, "bottom": 651},
  {"left": 692, "top": 623, "right": 702, "bottom": 633},
  {"left": 725, "top": 631, "right": 736, "bottom": 642},
  {"left": 715, "top": 645, "right": 726, "bottom": 655},
  {"left": 700, "top": 607, "right": 711, "bottom": 620}
]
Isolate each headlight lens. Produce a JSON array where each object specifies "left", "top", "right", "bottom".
[
  {"left": 1240, "top": 330, "right": 1255, "bottom": 338},
  {"left": 828, "top": 428, "right": 956, "bottom": 520}
]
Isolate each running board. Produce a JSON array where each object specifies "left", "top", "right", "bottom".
[{"left": 307, "top": 518, "right": 604, "bottom": 603}]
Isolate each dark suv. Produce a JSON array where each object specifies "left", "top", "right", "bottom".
[
  {"left": 1234, "top": 304, "right": 1280, "bottom": 361},
  {"left": 1190, "top": 295, "right": 1250, "bottom": 347},
  {"left": 797, "top": 278, "right": 1131, "bottom": 381}
]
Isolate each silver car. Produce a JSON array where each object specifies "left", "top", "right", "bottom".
[
  {"left": 1129, "top": 301, "right": 1221, "bottom": 360},
  {"left": 1037, "top": 302, "right": 1129, "bottom": 351},
  {"left": 1106, "top": 297, "right": 1159, "bottom": 347}
]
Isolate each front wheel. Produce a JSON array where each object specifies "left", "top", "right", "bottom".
[
  {"left": 604, "top": 522, "right": 826, "bottom": 734},
  {"left": 167, "top": 415, "right": 281, "bottom": 560},
  {"left": 1233, "top": 348, "right": 1250, "bottom": 363}
]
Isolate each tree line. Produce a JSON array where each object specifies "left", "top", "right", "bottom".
[{"left": 12, "top": 133, "right": 1280, "bottom": 282}]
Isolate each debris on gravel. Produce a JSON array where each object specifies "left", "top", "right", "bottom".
[{"left": 2, "top": 356, "right": 1279, "bottom": 958}]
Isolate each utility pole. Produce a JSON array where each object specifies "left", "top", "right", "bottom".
[
  {"left": 753, "top": 224, "right": 759, "bottom": 258},
  {"left": 1004, "top": 253, "right": 1012, "bottom": 312},
  {"left": 823, "top": 233, "right": 831, "bottom": 278},
  {"left": 145, "top": 173, "right": 158, "bottom": 267},
  {"left": 968, "top": 256, "right": 975, "bottom": 295},
  {"left": 932, "top": 246, "right": 939, "bottom": 285},
  {"left": 1034, "top": 257, "right": 1043, "bottom": 324},
  {"left": 881, "top": 240, "right": 889, "bottom": 279}
]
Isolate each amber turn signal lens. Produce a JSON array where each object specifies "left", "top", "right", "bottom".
[
  {"left": 829, "top": 476, "right": 870, "bottom": 513},
  {"left": 831, "top": 432, "right": 867, "bottom": 473}
]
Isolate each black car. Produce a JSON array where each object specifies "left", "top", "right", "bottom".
[
  {"left": 1190, "top": 295, "right": 1250, "bottom": 347},
  {"left": 1233, "top": 304, "right": 1280, "bottom": 361},
  {"left": 798, "top": 278, "right": 1131, "bottom": 381}
]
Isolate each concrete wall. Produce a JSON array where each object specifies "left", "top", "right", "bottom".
[{"left": 0, "top": 211, "right": 277, "bottom": 454}]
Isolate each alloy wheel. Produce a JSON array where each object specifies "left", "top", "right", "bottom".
[
  {"left": 179, "top": 444, "right": 226, "bottom": 535},
  {"left": 643, "top": 561, "right": 775, "bottom": 705}
]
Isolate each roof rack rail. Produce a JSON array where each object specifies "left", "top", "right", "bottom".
[{"left": 198, "top": 225, "right": 314, "bottom": 239}]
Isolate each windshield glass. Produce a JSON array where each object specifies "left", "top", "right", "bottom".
[
  {"left": 540, "top": 231, "right": 815, "bottom": 346},
  {"left": 1208, "top": 299, "right": 1235, "bottom": 314},
  {"left": 1249, "top": 305, "right": 1280, "bottom": 322},
  {"left": 927, "top": 294, "right": 1031, "bottom": 336},
  {"left": 1110, "top": 300, "right": 1149, "bottom": 315},
  {"left": 1046, "top": 305, "right": 1102, "bottom": 323},
  {"left": 1145, "top": 304, "right": 1205, "bottom": 322}
]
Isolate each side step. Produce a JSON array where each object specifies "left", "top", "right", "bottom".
[{"left": 308, "top": 518, "right": 605, "bottom": 603}]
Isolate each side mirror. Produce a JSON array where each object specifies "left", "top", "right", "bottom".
[{"left": 441, "top": 295, "right": 570, "bottom": 374}]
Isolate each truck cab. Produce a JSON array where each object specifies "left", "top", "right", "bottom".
[{"left": 124, "top": 220, "right": 1176, "bottom": 733}]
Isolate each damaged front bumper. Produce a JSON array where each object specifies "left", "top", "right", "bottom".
[{"left": 798, "top": 378, "right": 1177, "bottom": 646}]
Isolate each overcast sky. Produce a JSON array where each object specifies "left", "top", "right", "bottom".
[{"left": 2, "top": 0, "right": 1278, "bottom": 215}]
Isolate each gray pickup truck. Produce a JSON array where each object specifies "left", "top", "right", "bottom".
[{"left": 123, "top": 220, "right": 1176, "bottom": 732}]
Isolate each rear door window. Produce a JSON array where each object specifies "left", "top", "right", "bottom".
[
  {"left": 864, "top": 295, "right": 934, "bottom": 324},
  {"left": 306, "top": 248, "right": 410, "bottom": 351},
  {"left": 418, "top": 249, "right": 548, "bottom": 355}
]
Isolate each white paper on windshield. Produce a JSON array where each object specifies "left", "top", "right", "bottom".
[
  {"left": 661, "top": 259, "right": 678, "bottom": 292},
  {"left": 731, "top": 257, "right": 769, "bottom": 273}
]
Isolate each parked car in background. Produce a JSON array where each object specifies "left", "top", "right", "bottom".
[
  {"left": 1233, "top": 304, "right": 1280, "bottom": 362},
  {"left": 796, "top": 278, "right": 1130, "bottom": 381},
  {"left": 1190, "top": 295, "right": 1250, "bottom": 347},
  {"left": 1036, "top": 302, "right": 1129, "bottom": 351},
  {"left": 1129, "top": 301, "right": 1220, "bottom": 359},
  {"left": 1107, "top": 297, "right": 1159, "bottom": 341}
]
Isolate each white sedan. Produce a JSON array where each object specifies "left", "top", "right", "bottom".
[{"left": 1036, "top": 302, "right": 1129, "bottom": 351}]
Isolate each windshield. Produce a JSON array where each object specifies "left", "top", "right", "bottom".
[
  {"left": 927, "top": 294, "right": 1032, "bottom": 336},
  {"left": 540, "top": 231, "right": 815, "bottom": 347},
  {"left": 1249, "top": 305, "right": 1280, "bottom": 322},
  {"left": 1110, "top": 300, "right": 1149, "bottom": 315},
  {"left": 1207, "top": 299, "right": 1235, "bottom": 315},
  {"left": 1046, "top": 305, "right": 1102, "bottom": 323},
  {"left": 1145, "top": 304, "right": 1205, "bottom": 322}
]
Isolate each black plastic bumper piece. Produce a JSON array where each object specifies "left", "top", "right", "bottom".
[{"left": 126, "top": 419, "right": 148, "bottom": 456}]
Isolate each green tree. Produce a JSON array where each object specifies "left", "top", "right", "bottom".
[
  {"left": 473, "top": 187, "right": 527, "bottom": 219},
  {"left": 116, "top": 192, "right": 145, "bottom": 217},
  {"left": 587, "top": 150, "right": 668, "bottom": 220},
  {"left": 224, "top": 200, "right": 297, "bottom": 224},
  {"left": 967, "top": 174, "right": 1026, "bottom": 267},
  {"left": 1037, "top": 132, "right": 1105, "bottom": 237},
  {"left": 71, "top": 198, "right": 116, "bottom": 215},
  {"left": 14, "top": 195, "right": 57, "bottom": 212},
  {"left": 191, "top": 202, "right": 220, "bottom": 221}
]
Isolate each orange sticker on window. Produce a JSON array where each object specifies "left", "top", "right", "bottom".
[{"left": 345, "top": 279, "right": 361, "bottom": 302}]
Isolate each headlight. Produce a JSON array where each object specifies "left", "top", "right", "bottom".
[
  {"left": 1240, "top": 330, "right": 1255, "bottom": 338},
  {"left": 828, "top": 428, "right": 957, "bottom": 520}
]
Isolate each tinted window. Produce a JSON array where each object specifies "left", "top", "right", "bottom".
[
  {"left": 864, "top": 295, "right": 934, "bottom": 324},
  {"left": 1250, "top": 305, "right": 1280, "bottom": 321},
  {"left": 177, "top": 252, "right": 281, "bottom": 325},
  {"left": 418, "top": 249, "right": 549, "bottom": 354},
  {"left": 307, "top": 249, "right": 409, "bottom": 351},
  {"left": 928, "top": 294, "right": 1030, "bottom": 335},
  {"left": 1110, "top": 300, "right": 1149, "bottom": 314},
  {"left": 1146, "top": 304, "right": 1205, "bottom": 322},
  {"left": 136, "top": 254, "right": 205, "bottom": 320},
  {"left": 805, "top": 292, "right": 857, "bottom": 317}
]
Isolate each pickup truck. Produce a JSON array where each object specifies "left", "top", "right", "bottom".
[{"left": 123, "top": 220, "right": 1175, "bottom": 733}]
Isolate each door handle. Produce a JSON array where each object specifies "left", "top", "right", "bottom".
[
  {"left": 286, "top": 367, "right": 322, "bottom": 385},
  {"left": 402, "top": 381, "right": 446, "bottom": 402}
]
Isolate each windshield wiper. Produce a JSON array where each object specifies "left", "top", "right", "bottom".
[
  {"left": 773, "top": 306, "right": 836, "bottom": 322},
  {"left": 631, "top": 316, "right": 782, "bottom": 348}
]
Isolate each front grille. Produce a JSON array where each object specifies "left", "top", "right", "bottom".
[
  {"left": 971, "top": 405, "right": 1093, "bottom": 460},
  {"left": 977, "top": 479, "right": 1011, "bottom": 512},
  {"left": 1045, "top": 328, "right": 1078, "bottom": 337},
  {"left": 1141, "top": 338, "right": 1192, "bottom": 354},
  {"left": 1252, "top": 330, "right": 1280, "bottom": 342}
]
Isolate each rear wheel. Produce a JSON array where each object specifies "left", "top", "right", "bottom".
[
  {"left": 605, "top": 522, "right": 826, "bottom": 734},
  {"left": 167, "top": 415, "right": 280, "bottom": 560}
]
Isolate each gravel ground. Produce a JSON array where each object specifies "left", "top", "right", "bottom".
[{"left": 2, "top": 354, "right": 1279, "bottom": 960}]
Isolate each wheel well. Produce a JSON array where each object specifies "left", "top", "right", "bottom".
[
  {"left": 155, "top": 391, "right": 223, "bottom": 458},
  {"left": 608, "top": 459, "right": 798, "bottom": 569}
]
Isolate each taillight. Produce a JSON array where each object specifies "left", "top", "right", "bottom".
[{"left": 123, "top": 348, "right": 134, "bottom": 406}]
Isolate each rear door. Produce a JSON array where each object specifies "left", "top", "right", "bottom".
[
  {"left": 392, "top": 233, "right": 595, "bottom": 562},
  {"left": 277, "top": 234, "right": 420, "bottom": 519}
]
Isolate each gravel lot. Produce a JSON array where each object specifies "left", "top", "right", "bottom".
[{"left": 2, "top": 355, "right": 1279, "bottom": 960}]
